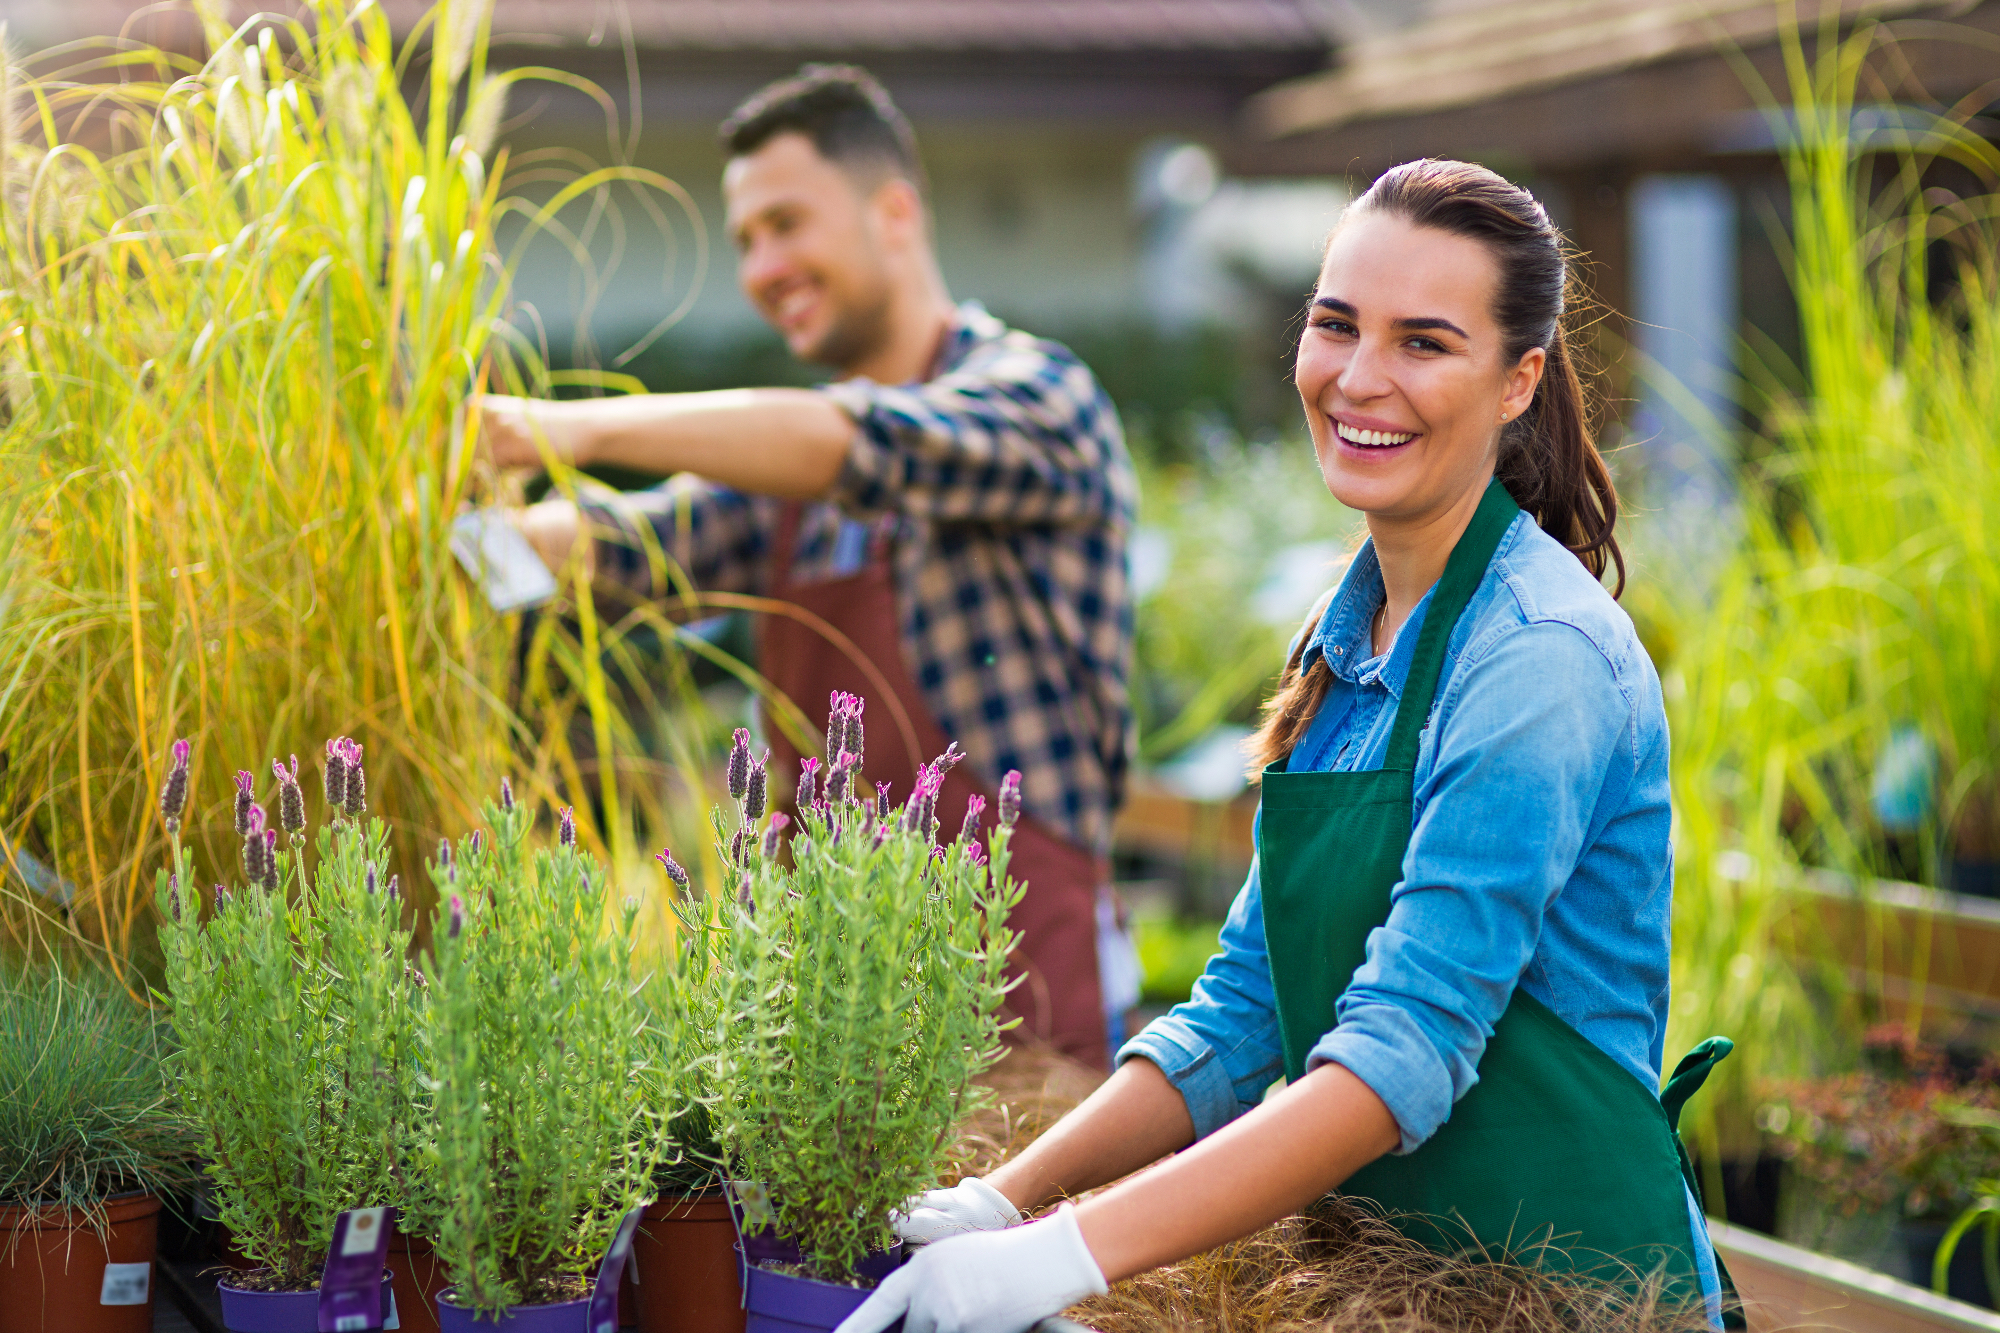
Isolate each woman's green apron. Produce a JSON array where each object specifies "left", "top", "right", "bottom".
[{"left": 1258, "top": 479, "right": 1738, "bottom": 1319}]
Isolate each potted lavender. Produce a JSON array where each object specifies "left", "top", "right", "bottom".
[
  {"left": 408, "top": 792, "right": 659, "bottom": 1329},
  {"left": 703, "top": 710, "right": 1022, "bottom": 1333},
  {"left": 155, "top": 738, "right": 413, "bottom": 1330}
]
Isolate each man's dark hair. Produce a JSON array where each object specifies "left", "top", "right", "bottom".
[{"left": 720, "top": 65, "right": 925, "bottom": 192}]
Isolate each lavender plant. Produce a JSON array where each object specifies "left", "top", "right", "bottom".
[
  {"left": 413, "top": 791, "right": 657, "bottom": 1313},
  {"left": 154, "top": 742, "right": 424, "bottom": 1290},
  {"left": 706, "top": 704, "right": 1022, "bottom": 1280}
]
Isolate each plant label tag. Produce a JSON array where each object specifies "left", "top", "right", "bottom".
[
  {"left": 450, "top": 509, "right": 558, "bottom": 613},
  {"left": 730, "top": 1179, "right": 774, "bottom": 1231},
  {"left": 586, "top": 1205, "right": 646, "bottom": 1333},
  {"left": 318, "top": 1206, "right": 394, "bottom": 1331},
  {"left": 99, "top": 1262, "right": 150, "bottom": 1305}
]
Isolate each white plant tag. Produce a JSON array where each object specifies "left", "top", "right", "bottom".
[
  {"left": 731, "top": 1179, "right": 774, "bottom": 1231},
  {"left": 341, "top": 1206, "right": 388, "bottom": 1256},
  {"left": 100, "top": 1262, "right": 150, "bottom": 1305}
]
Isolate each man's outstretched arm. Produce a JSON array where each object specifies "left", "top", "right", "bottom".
[{"left": 477, "top": 389, "right": 852, "bottom": 498}]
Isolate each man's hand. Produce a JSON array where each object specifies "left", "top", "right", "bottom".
[
  {"left": 474, "top": 395, "right": 590, "bottom": 471},
  {"left": 512, "top": 499, "right": 587, "bottom": 577}
]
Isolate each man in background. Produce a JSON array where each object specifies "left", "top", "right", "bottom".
[{"left": 478, "top": 65, "right": 1138, "bottom": 1067}]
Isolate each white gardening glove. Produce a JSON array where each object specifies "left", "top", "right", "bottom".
[
  {"left": 835, "top": 1202, "right": 1107, "bottom": 1333},
  {"left": 890, "top": 1176, "right": 1022, "bottom": 1244}
]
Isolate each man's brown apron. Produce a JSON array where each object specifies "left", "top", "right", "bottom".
[{"left": 758, "top": 503, "right": 1109, "bottom": 1069}]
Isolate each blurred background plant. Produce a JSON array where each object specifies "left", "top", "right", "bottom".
[
  {"left": 0, "top": 954, "right": 197, "bottom": 1232},
  {"left": 0, "top": 0, "right": 718, "bottom": 973},
  {"left": 1654, "top": 21, "right": 2000, "bottom": 1170}
]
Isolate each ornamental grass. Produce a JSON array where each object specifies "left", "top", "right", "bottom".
[
  {"left": 0, "top": 0, "right": 706, "bottom": 970},
  {"left": 1657, "top": 19, "right": 2000, "bottom": 1166}
]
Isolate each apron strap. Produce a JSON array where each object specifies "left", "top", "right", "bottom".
[
  {"left": 1661, "top": 1035, "right": 1734, "bottom": 1133},
  {"left": 1384, "top": 479, "right": 1520, "bottom": 773}
]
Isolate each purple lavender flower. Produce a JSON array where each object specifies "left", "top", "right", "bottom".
[
  {"left": 233, "top": 770, "right": 256, "bottom": 837},
  {"left": 826, "top": 750, "right": 858, "bottom": 806},
  {"left": 654, "top": 847, "right": 691, "bottom": 891},
  {"left": 760, "top": 812, "right": 789, "bottom": 860},
  {"left": 727, "top": 728, "right": 752, "bottom": 803},
  {"left": 558, "top": 806, "right": 575, "bottom": 848},
  {"left": 958, "top": 794, "right": 986, "bottom": 845},
  {"left": 876, "top": 781, "right": 892, "bottom": 822},
  {"left": 214, "top": 883, "right": 230, "bottom": 909},
  {"left": 272, "top": 756, "right": 305, "bottom": 842},
  {"left": 844, "top": 697, "right": 866, "bottom": 769},
  {"left": 825, "top": 692, "right": 849, "bottom": 759},
  {"left": 468, "top": 829, "right": 484, "bottom": 857},
  {"left": 166, "top": 872, "right": 182, "bottom": 922},
  {"left": 240, "top": 804, "right": 269, "bottom": 886},
  {"left": 323, "top": 738, "right": 348, "bottom": 812},
  {"left": 735, "top": 871, "right": 755, "bottom": 915},
  {"left": 745, "top": 751, "right": 769, "bottom": 822},
  {"left": 365, "top": 864, "right": 378, "bottom": 895},
  {"left": 386, "top": 875, "right": 400, "bottom": 901},
  {"left": 998, "top": 770, "right": 1022, "bottom": 830},
  {"left": 259, "top": 830, "right": 280, "bottom": 891},
  {"left": 500, "top": 776, "right": 515, "bottom": 810},
  {"left": 337, "top": 738, "right": 366, "bottom": 818},
  {"left": 937, "top": 742, "right": 967, "bottom": 774},
  {"left": 447, "top": 895, "right": 464, "bottom": 939},
  {"left": 965, "top": 840, "right": 987, "bottom": 868},
  {"left": 797, "top": 756, "right": 821, "bottom": 810},
  {"left": 437, "top": 838, "right": 454, "bottom": 870},
  {"left": 160, "top": 739, "right": 191, "bottom": 833},
  {"left": 729, "top": 827, "right": 747, "bottom": 868}
]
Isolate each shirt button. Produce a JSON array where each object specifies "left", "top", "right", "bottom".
[{"left": 1333, "top": 647, "right": 1343, "bottom": 655}]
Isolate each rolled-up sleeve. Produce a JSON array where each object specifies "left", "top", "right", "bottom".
[
  {"left": 1307, "top": 621, "right": 1629, "bottom": 1153},
  {"left": 579, "top": 477, "right": 776, "bottom": 605},
  {"left": 1117, "top": 856, "right": 1285, "bottom": 1140},
  {"left": 819, "top": 341, "right": 1127, "bottom": 527}
]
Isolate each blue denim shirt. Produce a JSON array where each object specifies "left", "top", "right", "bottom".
[{"left": 1120, "top": 513, "right": 1719, "bottom": 1320}]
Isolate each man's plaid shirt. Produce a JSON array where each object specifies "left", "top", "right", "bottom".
[{"left": 582, "top": 303, "right": 1136, "bottom": 857}]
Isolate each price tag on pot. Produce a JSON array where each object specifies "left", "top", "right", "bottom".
[
  {"left": 100, "top": 1262, "right": 150, "bottom": 1305},
  {"left": 318, "top": 1206, "right": 394, "bottom": 1331},
  {"left": 587, "top": 1205, "right": 647, "bottom": 1333}
]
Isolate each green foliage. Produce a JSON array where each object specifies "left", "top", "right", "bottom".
[
  {"left": 155, "top": 800, "right": 423, "bottom": 1289},
  {"left": 702, "top": 759, "right": 1020, "bottom": 1279},
  {"left": 0, "top": 959, "right": 196, "bottom": 1226},
  {"left": 417, "top": 799, "right": 656, "bottom": 1313},
  {"left": 1132, "top": 438, "right": 1354, "bottom": 761},
  {"left": 1658, "top": 26, "right": 2000, "bottom": 1155},
  {"left": 1132, "top": 912, "right": 1223, "bottom": 1006}
]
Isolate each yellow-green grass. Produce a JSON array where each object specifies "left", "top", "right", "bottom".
[{"left": 0, "top": 0, "right": 711, "bottom": 972}]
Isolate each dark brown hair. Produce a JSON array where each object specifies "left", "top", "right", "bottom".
[
  {"left": 1250, "top": 159, "right": 1622, "bottom": 773},
  {"left": 720, "top": 64, "right": 925, "bottom": 194}
]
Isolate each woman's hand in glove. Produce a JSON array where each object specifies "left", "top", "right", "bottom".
[
  {"left": 834, "top": 1203, "right": 1106, "bottom": 1333},
  {"left": 891, "top": 1176, "right": 1022, "bottom": 1244}
]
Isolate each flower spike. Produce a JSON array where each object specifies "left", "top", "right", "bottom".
[{"left": 160, "top": 740, "right": 192, "bottom": 833}]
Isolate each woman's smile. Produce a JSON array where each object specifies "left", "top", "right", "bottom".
[{"left": 1331, "top": 412, "right": 1421, "bottom": 454}]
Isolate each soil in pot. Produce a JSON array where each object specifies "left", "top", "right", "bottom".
[
  {"left": 388, "top": 1229, "right": 446, "bottom": 1333},
  {"left": 0, "top": 1191, "right": 161, "bottom": 1333},
  {"left": 1901, "top": 1219, "right": 1996, "bottom": 1310},
  {"left": 626, "top": 1191, "right": 743, "bottom": 1333},
  {"left": 216, "top": 1269, "right": 397, "bottom": 1333},
  {"left": 435, "top": 1279, "right": 592, "bottom": 1332}
]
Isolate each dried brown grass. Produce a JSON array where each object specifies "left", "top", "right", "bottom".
[{"left": 958, "top": 1046, "right": 1718, "bottom": 1333}]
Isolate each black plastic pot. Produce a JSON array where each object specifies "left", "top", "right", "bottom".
[{"left": 1900, "top": 1219, "right": 1996, "bottom": 1310}]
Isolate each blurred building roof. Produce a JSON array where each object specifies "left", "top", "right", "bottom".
[
  {"left": 473, "top": 0, "right": 1334, "bottom": 52},
  {"left": 1250, "top": 0, "right": 1980, "bottom": 140},
  {"left": 6, "top": 1, "right": 1338, "bottom": 55}
]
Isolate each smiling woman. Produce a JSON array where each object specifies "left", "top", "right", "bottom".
[{"left": 833, "top": 161, "right": 1737, "bottom": 1333}]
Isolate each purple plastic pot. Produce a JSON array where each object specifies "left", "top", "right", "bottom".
[
  {"left": 734, "top": 1234, "right": 903, "bottom": 1333},
  {"left": 217, "top": 1271, "right": 397, "bottom": 1332},
  {"left": 434, "top": 1287, "right": 592, "bottom": 1331}
]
